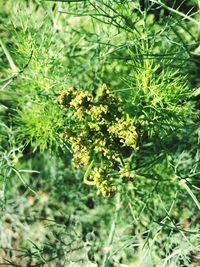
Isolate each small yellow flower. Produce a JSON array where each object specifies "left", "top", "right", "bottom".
[
  {"left": 56, "top": 87, "right": 75, "bottom": 107},
  {"left": 72, "top": 148, "right": 90, "bottom": 168},
  {"left": 70, "top": 91, "right": 92, "bottom": 109}
]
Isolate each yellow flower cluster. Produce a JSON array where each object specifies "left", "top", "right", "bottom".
[
  {"left": 108, "top": 115, "right": 138, "bottom": 150},
  {"left": 57, "top": 87, "right": 75, "bottom": 107},
  {"left": 119, "top": 163, "right": 135, "bottom": 182},
  {"left": 62, "top": 130, "right": 91, "bottom": 168},
  {"left": 89, "top": 167, "right": 117, "bottom": 197},
  {"left": 57, "top": 84, "right": 138, "bottom": 197}
]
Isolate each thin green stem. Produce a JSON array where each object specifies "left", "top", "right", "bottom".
[
  {"left": 102, "top": 192, "right": 120, "bottom": 267},
  {"left": 180, "top": 180, "right": 200, "bottom": 211},
  {"left": 0, "top": 38, "right": 18, "bottom": 72}
]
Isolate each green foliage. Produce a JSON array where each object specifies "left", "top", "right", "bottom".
[
  {"left": 0, "top": 0, "right": 199, "bottom": 266},
  {"left": 16, "top": 102, "right": 64, "bottom": 151}
]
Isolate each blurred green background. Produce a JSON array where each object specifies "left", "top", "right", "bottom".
[{"left": 0, "top": 0, "right": 199, "bottom": 266}]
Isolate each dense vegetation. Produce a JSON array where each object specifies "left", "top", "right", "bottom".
[{"left": 0, "top": 0, "right": 199, "bottom": 266}]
